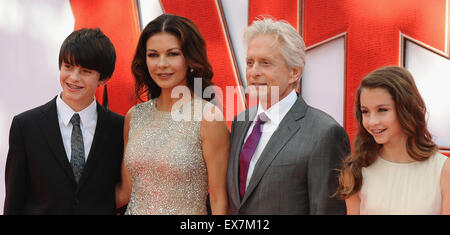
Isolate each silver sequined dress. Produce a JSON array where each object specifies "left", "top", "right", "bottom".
[{"left": 124, "top": 97, "right": 209, "bottom": 215}]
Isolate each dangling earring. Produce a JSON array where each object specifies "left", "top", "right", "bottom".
[{"left": 190, "top": 67, "right": 194, "bottom": 73}]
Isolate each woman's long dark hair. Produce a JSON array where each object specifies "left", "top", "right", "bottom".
[
  {"left": 132, "top": 14, "right": 214, "bottom": 101},
  {"left": 337, "top": 66, "right": 437, "bottom": 199}
]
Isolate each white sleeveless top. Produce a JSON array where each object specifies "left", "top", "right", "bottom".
[{"left": 360, "top": 152, "right": 448, "bottom": 215}]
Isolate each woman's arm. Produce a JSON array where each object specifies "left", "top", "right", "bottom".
[
  {"left": 201, "top": 104, "right": 230, "bottom": 215},
  {"left": 115, "top": 109, "right": 133, "bottom": 209}
]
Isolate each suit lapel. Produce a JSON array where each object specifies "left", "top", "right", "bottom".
[
  {"left": 241, "top": 96, "right": 308, "bottom": 205},
  {"left": 77, "top": 102, "right": 111, "bottom": 189},
  {"left": 38, "top": 97, "right": 76, "bottom": 183},
  {"left": 232, "top": 107, "right": 257, "bottom": 203}
]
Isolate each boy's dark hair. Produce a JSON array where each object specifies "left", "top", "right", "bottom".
[{"left": 58, "top": 28, "right": 116, "bottom": 81}]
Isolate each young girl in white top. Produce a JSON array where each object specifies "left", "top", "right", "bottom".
[{"left": 338, "top": 66, "right": 450, "bottom": 215}]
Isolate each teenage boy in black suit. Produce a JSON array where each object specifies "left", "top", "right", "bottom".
[{"left": 4, "top": 28, "right": 124, "bottom": 214}]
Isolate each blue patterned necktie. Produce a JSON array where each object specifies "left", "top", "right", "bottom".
[
  {"left": 239, "top": 112, "right": 268, "bottom": 199},
  {"left": 70, "top": 113, "right": 85, "bottom": 183}
]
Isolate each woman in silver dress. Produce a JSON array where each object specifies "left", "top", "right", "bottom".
[{"left": 115, "top": 14, "right": 230, "bottom": 215}]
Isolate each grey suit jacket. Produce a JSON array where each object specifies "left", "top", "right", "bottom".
[{"left": 227, "top": 94, "right": 350, "bottom": 215}]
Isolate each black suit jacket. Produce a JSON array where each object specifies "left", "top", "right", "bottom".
[{"left": 4, "top": 97, "right": 124, "bottom": 214}]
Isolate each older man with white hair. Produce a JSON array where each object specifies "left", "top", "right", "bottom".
[{"left": 226, "top": 18, "right": 350, "bottom": 214}]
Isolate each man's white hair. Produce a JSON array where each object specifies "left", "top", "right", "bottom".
[{"left": 244, "top": 17, "right": 306, "bottom": 72}]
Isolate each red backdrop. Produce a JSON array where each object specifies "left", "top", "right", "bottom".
[{"left": 69, "top": 0, "right": 450, "bottom": 156}]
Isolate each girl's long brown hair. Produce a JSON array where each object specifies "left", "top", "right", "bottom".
[{"left": 337, "top": 66, "right": 437, "bottom": 199}]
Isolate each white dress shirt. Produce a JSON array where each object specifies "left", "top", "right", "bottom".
[
  {"left": 244, "top": 89, "right": 298, "bottom": 189},
  {"left": 56, "top": 94, "right": 97, "bottom": 162}
]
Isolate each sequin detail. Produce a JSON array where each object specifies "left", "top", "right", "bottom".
[{"left": 124, "top": 97, "right": 208, "bottom": 215}]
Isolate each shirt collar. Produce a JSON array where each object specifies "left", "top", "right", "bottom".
[
  {"left": 257, "top": 89, "right": 297, "bottom": 126},
  {"left": 56, "top": 93, "right": 97, "bottom": 127}
]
